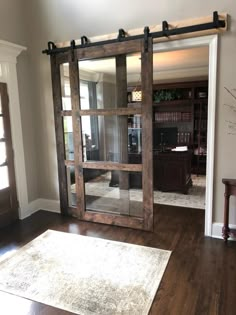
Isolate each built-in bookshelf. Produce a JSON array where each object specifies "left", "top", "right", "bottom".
[
  {"left": 154, "top": 111, "right": 192, "bottom": 123},
  {"left": 127, "top": 80, "right": 208, "bottom": 174}
]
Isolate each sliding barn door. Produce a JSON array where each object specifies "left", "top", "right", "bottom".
[{"left": 51, "top": 38, "right": 153, "bottom": 230}]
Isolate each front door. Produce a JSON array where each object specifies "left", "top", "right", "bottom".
[{"left": 0, "top": 83, "right": 18, "bottom": 228}]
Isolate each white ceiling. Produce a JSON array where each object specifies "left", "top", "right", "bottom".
[
  {"left": 153, "top": 46, "right": 209, "bottom": 71},
  {"left": 79, "top": 46, "right": 209, "bottom": 82}
]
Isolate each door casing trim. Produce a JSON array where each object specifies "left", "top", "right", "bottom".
[
  {"left": 153, "top": 34, "right": 218, "bottom": 236},
  {"left": 0, "top": 40, "right": 28, "bottom": 219}
]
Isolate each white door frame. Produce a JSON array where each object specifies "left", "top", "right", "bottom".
[
  {"left": 153, "top": 34, "right": 218, "bottom": 236},
  {"left": 0, "top": 40, "right": 28, "bottom": 219}
]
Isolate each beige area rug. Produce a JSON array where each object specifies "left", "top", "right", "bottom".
[
  {"left": 0, "top": 230, "right": 171, "bottom": 315},
  {"left": 80, "top": 173, "right": 206, "bottom": 210}
]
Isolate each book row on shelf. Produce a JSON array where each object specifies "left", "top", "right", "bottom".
[
  {"left": 177, "top": 132, "right": 191, "bottom": 145},
  {"left": 154, "top": 111, "right": 192, "bottom": 122},
  {"left": 194, "top": 119, "right": 207, "bottom": 130}
]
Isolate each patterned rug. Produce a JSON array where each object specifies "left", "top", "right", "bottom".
[
  {"left": 82, "top": 173, "right": 206, "bottom": 210},
  {"left": 0, "top": 230, "right": 171, "bottom": 315}
]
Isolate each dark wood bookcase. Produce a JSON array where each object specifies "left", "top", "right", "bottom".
[{"left": 127, "top": 80, "right": 208, "bottom": 176}]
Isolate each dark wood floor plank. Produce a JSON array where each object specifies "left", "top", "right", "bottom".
[{"left": 0, "top": 205, "right": 236, "bottom": 315}]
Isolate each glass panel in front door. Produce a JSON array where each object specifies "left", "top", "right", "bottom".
[
  {"left": 0, "top": 86, "right": 10, "bottom": 192},
  {"left": 0, "top": 115, "right": 9, "bottom": 190},
  {"left": 0, "top": 165, "right": 9, "bottom": 189},
  {"left": 0, "top": 141, "right": 7, "bottom": 164},
  {"left": 0, "top": 117, "right": 4, "bottom": 138}
]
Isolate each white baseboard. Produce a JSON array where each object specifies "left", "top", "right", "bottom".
[
  {"left": 37, "top": 198, "right": 60, "bottom": 213},
  {"left": 19, "top": 199, "right": 40, "bottom": 219},
  {"left": 212, "top": 222, "right": 236, "bottom": 241},
  {"left": 20, "top": 199, "right": 60, "bottom": 220}
]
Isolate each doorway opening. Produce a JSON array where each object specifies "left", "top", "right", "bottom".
[
  {"left": 152, "top": 35, "right": 218, "bottom": 236},
  {"left": 50, "top": 34, "right": 217, "bottom": 235},
  {"left": 150, "top": 47, "right": 209, "bottom": 209}
]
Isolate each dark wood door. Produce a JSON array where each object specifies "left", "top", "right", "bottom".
[
  {"left": 0, "top": 83, "right": 18, "bottom": 228},
  {"left": 50, "top": 38, "right": 153, "bottom": 231}
]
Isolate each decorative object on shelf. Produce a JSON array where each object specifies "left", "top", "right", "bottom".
[
  {"left": 130, "top": 74, "right": 142, "bottom": 102},
  {"left": 131, "top": 90, "right": 142, "bottom": 102},
  {"left": 198, "top": 91, "right": 207, "bottom": 98},
  {"left": 194, "top": 146, "right": 207, "bottom": 155},
  {"left": 153, "top": 88, "right": 184, "bottom": 103},
  {"left": 177, "top": 132, "right": 191, "bottom": 145}
]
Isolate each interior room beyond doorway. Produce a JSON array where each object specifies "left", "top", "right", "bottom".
[{"left": 127, "top": 46, "right": 209, "bottom": 210}]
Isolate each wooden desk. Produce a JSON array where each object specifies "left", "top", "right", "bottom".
[
  {"left": 222, "top": 178, "right": 236, "bottom": 242},
  {"left": 153, "top": 150, "right": 192, "bottom": 194},
  {"left": 109, "top": 151, "right": 192, "bottom": 193}
]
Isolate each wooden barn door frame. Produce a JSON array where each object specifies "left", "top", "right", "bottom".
[{"left": 50, "top": 38, "right": 154, "bottom": 231}]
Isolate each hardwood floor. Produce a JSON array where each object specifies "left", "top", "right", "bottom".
[{"left": 0, "top": 205, "right": 236, "bottom": 315}]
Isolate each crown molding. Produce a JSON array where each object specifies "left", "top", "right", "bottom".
[{"left": 0, "top": 40, "right": 26, "bottom": 63}]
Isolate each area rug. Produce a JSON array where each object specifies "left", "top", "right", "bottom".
[
  {"left": 79, "top": 173, "right": 206, "bottom": 210},
  {"left": 0, "top": 230, "right": 171, "bottom": 315}
]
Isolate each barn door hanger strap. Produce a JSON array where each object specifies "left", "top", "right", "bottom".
[{"left": 42, "top": 11, "right": 225, "bottom": 56}]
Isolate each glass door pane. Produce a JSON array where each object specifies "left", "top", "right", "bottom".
[
  {"left": 85, "top": 169, "right": 143, "bottom": 217},
  {"left": 60, "top": 63, "right": 72, "bottom": 110},
  {"left": 63, "top": 116, "right": 74, "bottom": 161},
  {"left": 0, "top": 117, "right": 4, "bottom": 138},
  {"left": 81, "top": 115, "right": 142, "bottom": 163},
  {"left": 0, "top": 96, "right": 8, "bottom": 190},
  {"left": 0, "top": 142, "right": 6, "bottom": 164},
  {"left": 78, "top": 52, "right": 144, "bottom": 218},
  {"left": 79, "top": 57, "right": 116, "bottom": 110},
  {"left": 0, "top": 165, "right": 9, "bottom": 190},
  {"left": 66, "top": 165, "right": 76, "bottom": 207}
]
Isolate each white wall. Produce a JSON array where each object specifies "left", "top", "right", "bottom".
[
  {"left": 21, "top": 0, "right": 236, "bottom": 226},
  {"left": 0, "top": 0, "right": 27, "bottom": 45}
]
